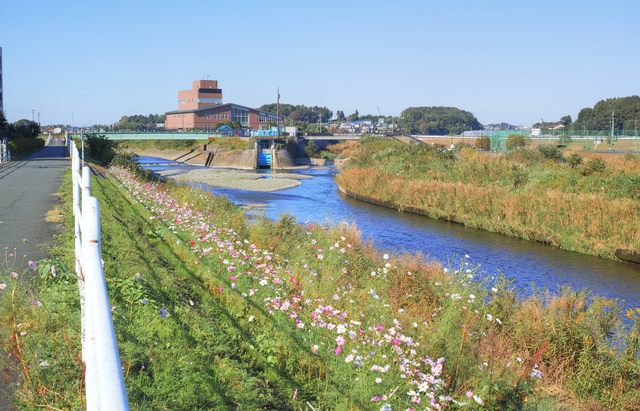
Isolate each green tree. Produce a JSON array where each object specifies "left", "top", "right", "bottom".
[
  {"left": 476, "top": 136, "right": 491, "bottom": 150},
  {"left": 506, "top": 134, "right": 527, "bottom": 150},
  {"left": 560, "top": 115, "right": 572, "bottom": 126},
  {"left": 336, "top": 110, "right": 345, "bottom": 122},
  {"left": 573, "top": 96, "right": 640, "bottom": 131},
  {"left": 4, "top": 119, "right": 40, "bottom": 139},
  {"left": 347, "top": 110, "right": 359, "bottom": 122},
  {"left": 304, "top": 140, "right": 319, "bottom": 158},
  {"left": 0, "top": 110, "right": 8, "bottom": 130},
  {"left": 85, "top": 134, "right": 119, "bottom": 164}
]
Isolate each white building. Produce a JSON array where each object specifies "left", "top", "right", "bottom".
[{"left": 0, "top": 47, "right": 3, "bottom": 114}]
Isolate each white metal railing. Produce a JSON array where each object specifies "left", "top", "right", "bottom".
[
  {"left": 1, "top": 138, "right": 10, "bottom": 163},
  {"left": 69, "top": 139, "right": 130, "bottom": 410}
]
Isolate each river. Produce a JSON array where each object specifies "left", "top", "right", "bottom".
[{"left": 139, "top": 157, "right": 640, "bottom": 310}]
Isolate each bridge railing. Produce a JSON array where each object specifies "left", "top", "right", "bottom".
[{"left": 68, "top": 139, "right": 130, "bottom": 411}]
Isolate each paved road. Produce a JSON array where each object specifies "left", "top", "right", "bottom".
[{"left": 0, "top": 139, "right": 68, "bottom": 410}]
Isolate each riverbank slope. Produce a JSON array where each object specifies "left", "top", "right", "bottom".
[
  {"left": 1, "top": 157, "right": 639, "bottom": 409},
  {"left": 335, "top": 137, "right": 640, "bottom": 261}
]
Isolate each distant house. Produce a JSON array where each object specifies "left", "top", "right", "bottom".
[{"left": 338, "top": 120, "right": 374, "bottom": 132}]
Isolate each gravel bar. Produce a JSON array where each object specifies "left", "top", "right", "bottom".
[{"left": 154, "top": 168, "right": 311, "bottom": 192}]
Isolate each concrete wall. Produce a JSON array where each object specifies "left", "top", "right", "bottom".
[
  {"left": 273, "top": 149, "right": 295, "bottom": 168},
  {"left": 212, "top": 149, "right": 257, "bottom": 169}
]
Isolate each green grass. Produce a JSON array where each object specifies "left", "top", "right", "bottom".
[{"left": 1, "top": 158, "right": 639, "bottom": 410}]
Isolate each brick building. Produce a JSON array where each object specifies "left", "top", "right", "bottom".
[{"left": 165, "top": 80, "right": 283, "bottom": 132}]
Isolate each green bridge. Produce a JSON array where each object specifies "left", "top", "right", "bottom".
[{"left": 68, "top": 132, "right": 227, "bottom": 140}]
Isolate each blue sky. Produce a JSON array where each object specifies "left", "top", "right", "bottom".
[{"left": 1, "top": 0, "right": 638, "bottom": 127}]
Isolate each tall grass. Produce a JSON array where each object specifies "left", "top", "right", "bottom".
[{"left": 336, "top": 137, "right": 640, "bottom": 259}]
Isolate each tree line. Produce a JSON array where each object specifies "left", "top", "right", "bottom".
[
  {"left": 572, "top": 96, "right": 640, "bottom": 131},
  {"left": 0, "top": 111, "right": 40, "bottom": 139},
  {"left": 113, "top": 114, "right": 166, "bottom": 131}
]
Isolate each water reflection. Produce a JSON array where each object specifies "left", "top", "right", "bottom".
[{"left": 139, "top": 157, "right": 640, "bottom": 309}]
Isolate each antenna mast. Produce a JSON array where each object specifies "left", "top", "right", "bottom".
[{"left": 276, "top": 86, "right": 280, "bottom": 137}]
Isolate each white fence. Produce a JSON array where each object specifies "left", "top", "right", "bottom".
[
  {"left": 0, "top": 138, "right": 9, "bottom": 163},
  {"left": 68, "top": 139, "right": 130, "bottom": 410}
]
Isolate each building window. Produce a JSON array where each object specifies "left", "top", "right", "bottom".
[
  {"left": 196, "top": 98, "right": 222, "bottom": 104},
  {"left": 231, "top": 106, "right": 249, "bottom": 127},
  {"left": 260, "top": 113, "right": 266, "bottom": 122}
]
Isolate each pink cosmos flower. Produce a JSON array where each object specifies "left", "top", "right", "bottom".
[
  {"left": 28, "top": 261, "right": 36, "bottom": 269},
  {"left": 11, "top": 272, "right": 18, "bottom": 278}
]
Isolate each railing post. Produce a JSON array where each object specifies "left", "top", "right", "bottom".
[
  {"left": 82, "top": 197, "right": 129, "bottom": 411},
  {"left": 83, "top": 166, "right": 91, "bottom": 199}
]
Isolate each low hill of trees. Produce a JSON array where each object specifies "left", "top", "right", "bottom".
[
  {"left": 398, "top": 106, "right": 483, "bottom": 135},
  {"left": 571, "top": 96, "right": 640, "bottom": 131}
]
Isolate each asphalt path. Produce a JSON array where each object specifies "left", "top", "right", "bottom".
[{"left": 0, "top": 139, "right": 68, "bottom": 410}]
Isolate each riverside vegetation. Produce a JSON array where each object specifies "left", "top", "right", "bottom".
[
  {"left": 335, "top": 136, "right": 640, "bottom": 260},
  {"left": 0, "top": 151, "right": 639, "bottom": 410}
]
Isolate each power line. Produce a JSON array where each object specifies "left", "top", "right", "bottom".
[{"left": 5, "top": 105, "right": 32, "bottom": 112}]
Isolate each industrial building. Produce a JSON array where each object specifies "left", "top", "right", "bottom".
[{"left": 165, "top": 80, "right": 283, "bottom": 132}]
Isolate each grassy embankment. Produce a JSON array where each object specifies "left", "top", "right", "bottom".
[
  {"left": 118, "top": 136, "right": 248, "bottom": 153},
  {"left": 1, "top": 156, "right": 639, "bottom": 410},
  {"left": 335, "top": 136, "right": 640, "bottom": 260}
]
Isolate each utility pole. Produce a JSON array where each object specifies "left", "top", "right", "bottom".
[
  {"left": 276, "top": 86, "right": 280, "bottom": 137},
  {"left": 610, "top": 109, "right": 614, "bottom": 151},
  {"left": 635, "top": 118, "right": 638, "bottom": 152},
  {"left": 32, "top": 109, "right": 35, "bottom": 122}
]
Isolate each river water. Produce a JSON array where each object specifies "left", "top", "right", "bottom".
[{"left": 139, "top": 157, "right": 640, "bottom": 310}]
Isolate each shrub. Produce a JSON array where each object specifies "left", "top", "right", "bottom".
[
  {"left": 567, "top": 153, "right": 583, "bottom": 168},
  {"left": 585, "top": 158, "right": 606, "bottom": 175},
  {"left": 320, "top": 151, "right": 337, "bottom": 160},
  {"left": 536, "top": 145, "right": 565, "bottom": 163},
  {"left": 85, "top": 134, "right": 119, "bottom": 165},
  {"left": 304, "top": 140, "right": 320, "bottom": 158},
  {"left": 504, "top": 148, "right": 544, "bottom": 164},
  {"left": 6, "top": 138, "right": 45, "bottom": 156},
  {"left": 454, "top": 142, "right": 473, "bottom": 152}
]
